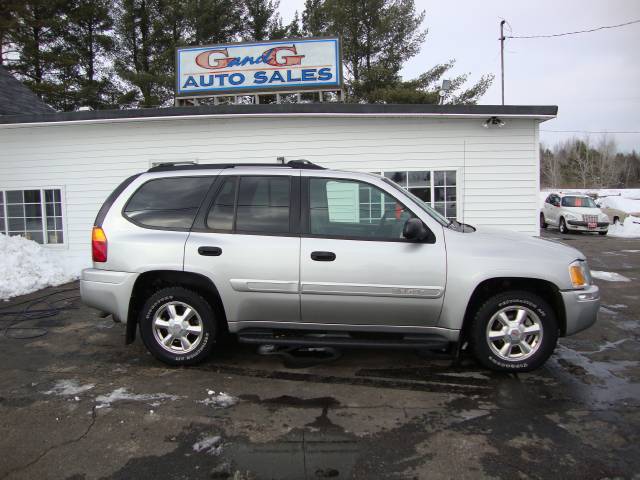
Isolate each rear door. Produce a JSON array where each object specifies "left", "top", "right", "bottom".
[
  {"left": 298, "top": 174, "right": 447, "bottom": 328},
  {"left": 184, "top": 171, "right": 301, "bottom": 329}
]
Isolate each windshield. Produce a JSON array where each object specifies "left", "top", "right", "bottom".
[
  {"left": 561, "top": 196, "right": 597, "bottom": 208},
  {"left": 381, "top": 177, "right": 451, "bottom": 226}
]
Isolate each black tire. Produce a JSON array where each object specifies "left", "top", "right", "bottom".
[
  {"left": 470, "top": 291, "right": 558, "bottom": 372},
  {"left": 540, "top": 212, "right": 547, "bottom": 229},
  {"left": 559, "top": 217, "right": 569, "bottom": 234},
  {"left": 599, "top": 231, "right": 608, "bottom": 236},
  {"left": 139, "top": 287, "right": 217, "bottom": 366}
]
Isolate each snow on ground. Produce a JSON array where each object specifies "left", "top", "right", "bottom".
[
  {"left": 44, "top": 379, "right": 95, "bottom": 396},
  {"left": 192, "top": 435, "right": 223, "bottom": 455},
  {"left": 608, "top": 215, "right": 640, "bottom": 238},
  {"left": 198, "top": 390, "right": 238, "bottom": 408},
  {"left": 95, "top": 388, "right": 180, "bottom": 409},
  {"left": 0, "top": 233, "right": 78, "bottom": 300},
  {"left": 590, "top": 271, "right": 631, "bottom": 282}
]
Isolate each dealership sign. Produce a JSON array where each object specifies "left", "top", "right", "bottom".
[{"left": 176, "top": 38, "right": 341, "bottom": 96}]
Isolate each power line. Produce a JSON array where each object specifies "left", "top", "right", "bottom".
[
  {"left": 507, "top": 18, "right": 640, "bottom": 39},
  {"left": 541, "top": 129, "right": 640, "bottom": 134}
]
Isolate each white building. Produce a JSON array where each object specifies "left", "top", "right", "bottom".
[{"left": 0, "top": 102, "right": 557, "bottom": 269}]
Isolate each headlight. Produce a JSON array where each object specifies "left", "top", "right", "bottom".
[
  {"left": 599, "top": 213, "right": 609, "bottom": 222},
  {"left": 569, "top": 260, "right": 591, "bottom": 289},
  {"left": 565, "top": 212, "right": 579, "bottom": 220}
]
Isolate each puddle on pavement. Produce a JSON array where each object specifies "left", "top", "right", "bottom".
[{"left": 548, "top": 343, "right": 640, "bottom": 408}]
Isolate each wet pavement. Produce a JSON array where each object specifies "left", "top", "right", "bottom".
[{"left": 1, "top": 230, "right": 639, "bottom": 479}]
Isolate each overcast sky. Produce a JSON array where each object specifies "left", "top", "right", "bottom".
[{"left": 278, "top": 0, "right": 640, "bottom": 151}]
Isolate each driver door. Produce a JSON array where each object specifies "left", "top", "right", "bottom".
[{"left": 299, "top": 176, "right": 446, "bottom": 328}]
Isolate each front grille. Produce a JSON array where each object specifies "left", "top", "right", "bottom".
[{"left": 583, "top": 215, "right": 598, "bottom": 223}]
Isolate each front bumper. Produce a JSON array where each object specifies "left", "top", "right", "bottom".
[
  {"left": 80, "top": 269, "right": 139, "bottom": 323},
  {"left": 567, "top": 220, "right": 608, "bottom": 232},
  {"left": 560, "top": 284, "right": 600, "bottom": 336}
]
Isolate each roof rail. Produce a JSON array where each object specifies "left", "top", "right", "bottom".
[{"left": 147, "top": 160, "right": 325, "bottom": 173}]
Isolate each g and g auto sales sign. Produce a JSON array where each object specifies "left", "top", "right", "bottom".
[{"left": 176, "top": 37, "right": 342, "bottom": 96}]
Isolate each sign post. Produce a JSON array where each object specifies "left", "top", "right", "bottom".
[{"left": 175, "top": 37, "right": 342, "bottom": 105}]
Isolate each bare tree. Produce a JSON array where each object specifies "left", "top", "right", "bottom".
[
  {"left": 594, "top": 135, "right": 619, "bottom": 187},
  {"left": 540, "top": 144, "right": 563, "bottom": 188}
]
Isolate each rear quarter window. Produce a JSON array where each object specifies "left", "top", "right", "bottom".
[{"left": 124, "top": 176, "right": 213, "bottom": 229}]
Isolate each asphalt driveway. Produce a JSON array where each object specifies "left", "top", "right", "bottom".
[{"left": 0, "top": 230, "right": 639, "bottom": 479}]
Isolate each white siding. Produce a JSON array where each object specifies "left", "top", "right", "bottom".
[{"left": 0, "top": 115, "right": 540, "bottom": 267}]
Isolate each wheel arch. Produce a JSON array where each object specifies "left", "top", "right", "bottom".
[
  {"left": 460, "top": 277, "right": 567, "bottom": 343},
  {"left": 126, "top": 270, "right": 228, "bottom": 344}
]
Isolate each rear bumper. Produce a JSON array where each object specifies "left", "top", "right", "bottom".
[
  {"left": 560, "top": 284, "right": 600, "bottom": 336},
  {"left": 80, "top": 269, "right": 138, "bottom": 323}
]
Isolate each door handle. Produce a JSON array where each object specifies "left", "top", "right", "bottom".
[
  {"left": 311, "top": 251, "right": 336, "bottom": 261},
  {"left": 198, "top": 246, "right": 222, "bottom": 256}
]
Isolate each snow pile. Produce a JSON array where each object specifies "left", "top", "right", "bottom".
[
  {"left": 198, "top": 389, "right": 237, "bottom": 408},
  {"left": 95, "top": 387, "right": 180, "bottom": 409},
  {"left": 0, "top": 233, "right": 78, "bottom": 300},
  {"left": 608, "top": 215, "right": 640, "bottom": 238},
  {"left": 590, "top": 271, "right": 631, "bottom": 282}
]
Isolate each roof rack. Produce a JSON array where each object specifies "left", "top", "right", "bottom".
[{"left": 147, "top": 159, "right": 325, "bottom": 173}]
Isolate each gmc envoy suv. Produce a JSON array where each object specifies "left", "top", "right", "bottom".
[{"left": 80, "top": 161, "right": 599, "bottom": 372}]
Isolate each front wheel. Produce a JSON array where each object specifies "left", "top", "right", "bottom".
[
  {"left": 470, "top": 291, "right": 558, "bottom": 372},
  {"left": 540, "top": 212, "right": 547, "bottom": 229},
  {"left": 599, "top": 231, "right": 608, "bottom": 236},
  {"left": 559, "top": 217, "right": 569, "bottom": 234},
  {"left": 139, "top": 287, "right": 217, "bottom": 366}
]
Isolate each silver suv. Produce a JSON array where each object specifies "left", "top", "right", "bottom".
[{"left": 80, "top": 161, "right": 599, "bottom": 372}]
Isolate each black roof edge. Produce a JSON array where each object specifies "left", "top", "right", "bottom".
[
  {"left": 0, "top": 103, "right": 558, "bottom": 125},
  {"left": 147, "top": 159, "right": 325, "bottom": 173}
]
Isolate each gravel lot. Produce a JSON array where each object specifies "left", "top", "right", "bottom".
[{"left": 1, "top": 230, "right": 639, "bottom": 480}]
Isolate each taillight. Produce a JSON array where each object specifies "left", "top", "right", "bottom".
[{"left": 92, "top": 227, "right": 108, "bottom": 262}]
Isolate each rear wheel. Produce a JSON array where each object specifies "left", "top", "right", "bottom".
[
  {"left": 139, "top": 287, "right": 216, "bottom": 366},
  {"left": 470, "top": 291, "right": 558, "bottom": 372},
  {"left": 559, "top": 217, "right": 569, "bottom": 234},
  {"left": 540, "top": 212, "right": 547, "bottom": 229}
]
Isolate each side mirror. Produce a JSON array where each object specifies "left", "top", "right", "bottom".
[{"left": 403, "top": 217, "right": 432, "bottom": 242}]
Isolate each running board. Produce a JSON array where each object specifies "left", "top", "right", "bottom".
[{"left": 237, "top": 329, "right": 450, "bottom": 350}]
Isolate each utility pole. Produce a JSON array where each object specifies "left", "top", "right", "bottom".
[{"left": 500, "top": 20, "right": 506, "bottom": 105}]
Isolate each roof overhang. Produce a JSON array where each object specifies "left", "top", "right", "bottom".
[{"left": 0, "top": 103, "right": 558, "bottom": 128}]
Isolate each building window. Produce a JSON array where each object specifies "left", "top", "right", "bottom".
[
  {"left": 376, "top": 170, "right": 458, "bottom": 220},
  {"left": 0, "top": 188, "right": 65, "bottom": 244}
]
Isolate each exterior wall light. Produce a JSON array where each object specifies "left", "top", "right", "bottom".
[{"left": 483, "top": 116, "right": 505, "bottom": 128}]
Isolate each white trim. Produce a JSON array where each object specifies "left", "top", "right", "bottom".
[{"left": 0, "top": 111, "right": 557, "bottom": 129}]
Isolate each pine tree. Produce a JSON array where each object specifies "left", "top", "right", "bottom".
[
  {"left": 4, "top": 0, "right": 64, "bottom": 104},
  {"left": 62, "top": 0, "right": 116, "bottom": 109},
  {"left": 186, "top": 0, "right": 245, "bottom": 45},
  {"left": 300, "top": 0, "right": 493, "bottom": 104},
  {"left": 114, "top": 0, "right": 171, "bottom": 107},
  {"left": 244, "top": 0, "right": 280, "bottom": 41}
]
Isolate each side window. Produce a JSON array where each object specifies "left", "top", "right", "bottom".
[
  {"left": 124, "top": 177, "right": 212, "bottom": 229},
  {"left": 308, "top": 178, "right": 413, "bottom": 240},
  {"left": 545, "top": 195, "right": 552, "bottom": 204},
  {"left": 206, "top": 176, "right": 292, "bottom": 234},
  {"left": 236, "top": 176, "right": 291, "bottom": 233}
]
